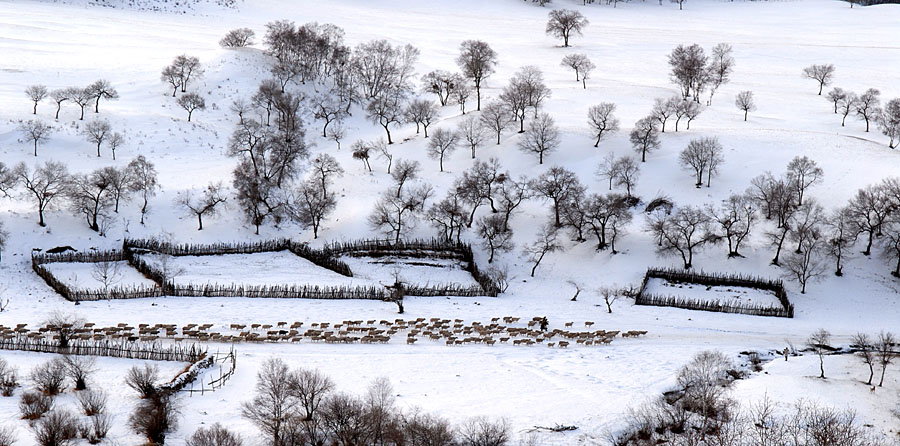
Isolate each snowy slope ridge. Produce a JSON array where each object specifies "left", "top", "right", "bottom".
[{"left": 1, "top": 0, "right": 900, "bottom": 444}]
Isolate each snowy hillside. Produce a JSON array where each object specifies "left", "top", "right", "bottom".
[{"left": 0, "top": 0, "right": 899, "bottom": 444}]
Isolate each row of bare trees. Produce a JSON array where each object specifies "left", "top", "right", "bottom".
[
  {"left": 615, "top": 349, "right": 890, "bottom": 446},
  {"left": 0, "top": 157, "right": 158, "bottom": 229},
  {"left": 24, "top": 80, "right": 118, "bottom": 120},
  {"left": 243, "top": 358, "right": 512, "bottom": 446}
]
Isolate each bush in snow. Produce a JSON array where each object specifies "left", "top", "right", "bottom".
[{"left": 31, "top": 358, "right": 67, "bottom": 396}]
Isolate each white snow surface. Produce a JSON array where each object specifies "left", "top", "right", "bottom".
[
  {"left": 0, "top": 0, "right": 899, "bottom": 444},
  {"left": 642, "top": 277, "right": 782, "bottom": 308},
  {"left": 41, "top": 260, "right": 158, "bottom": 290}
]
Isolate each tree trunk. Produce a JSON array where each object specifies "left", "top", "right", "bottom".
[{"left": 197, "top": 213, "right": 204, "bottom": 230}]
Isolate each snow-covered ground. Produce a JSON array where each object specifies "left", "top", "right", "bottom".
[
  {"left": 42, "top": 260, "right": 158, "bottom": 290},
  {"left": 1, "top": 0, "right": 899, "bottom": 444},
  {"left": 342, "top": 255, "right": 482, "bottom": 288},
  {"left": 642, "top": 277, "right": 782, "bottom": 307}
]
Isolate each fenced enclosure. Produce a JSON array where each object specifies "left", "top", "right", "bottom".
[
  {"left": 0, "top": 335, "right": 205, "bottom": 362},
  {"left": 32, "top": 237, "right": 501, "bottom": 302},
  {"left": 635, "top": 268, "right": 794, "bottom": 318}
]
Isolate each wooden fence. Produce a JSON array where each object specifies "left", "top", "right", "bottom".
[
  {"left": 635, "top": 268, "right": 794, "bottom": 318},
  {"left": 0, "top": 336, "right": 205, "bottom": 362},
  {"left": 31, "top": 237, "right": 501, "bottom": 301}
]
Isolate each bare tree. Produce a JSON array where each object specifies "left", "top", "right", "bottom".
[
  {"left": 586, "top": 193, "right": 632, "bottom": 252},
  {"left": 242, "top": 358, "right": 297, "bottom": 446},
  {"left": 599, "top": 286, "right": 620, "bottom": 313},
  {"left": 176, "top": 183, "right": 227, "bottom": 230},
  {"left": 668, "top": 44, "right": 707, "bottom": 101},
  {"left": 87, "top": 79, "right": 119, "bottom": 113},
  {"left": 478, "top": 215, "right": 513, "bottom": 263},
  {"left": 560, "top": 53, "right": 595, "bottom": 88},
  {"left": 70, "top": 87, "right": 93, "bottom": 120},
  {"left": 454, "top": 83, "right": 473, "bottom": 114},
  {"left": 855, "top": 88, "right": 880, "bottom": 132},
  {"left": 679, "top": 137, "right": 724, "bottom": 187},
  {"left": 366, "top": 93, "right": 405, "bottom": 144},
  {"left": 518, "top": 112, "right": 560, "bottom": 164},
  {"left": 312, "top": 93, "right": 345, "bottom": 138},
  {"left": 806, "top": 329, "right": 831, "bottom": 379},
  {"left": 704, "top": 43, "right": 734, "bottom": 105},
  {"left": 428, "top": 190, "right": 469, "bottom": 243},
  {"left": 496, "top": 174, "right": 531, "bottom": 231},
  {"left": 651, "top": 97, "right": 678, "bottom": 132},
  {"left": 220, "top": 28, "right": 255, "bottom": 48},
  {"left": 533, "top": 167, "right": 584, "bottom": 227},
  {"left": 405, "top": 99, "right": 439, "bottom": 137},
  {"left": 105, "top": 132, "right": 123, "bottom": 160},
  {"left": 427, "top": 128, "right": 460, "bottom": 172},
  {"left": 161, "top": 65, "right": 182, "bottom": 97},
  {"left": 630, "top": 117, "right": 660, "bottom": 162},
  {"left": 288, "top": 179, "right": 336, "bottom": 239},
  {"left": 26, "top": 85, "right": 48, "bottom": 115},
  {"left": 18, "top": 120, "right": 53, "bottom": 156},
  {"left": 710, "top": 194, "right": 755, "bottom": 258},
  {"left": 802, "top": 64, "right": 835, "bottom": 95},
  {"left": 852, "top": 333, "right": 876, "bottom": 386},
  {"left": 879, "top": 97, "right": 900, "bottom": 149},
  {"left": 613, "top": 156, "right": 640, "bottom": 197},
  {"left": 735, "top": 90, "right": 755, "bottom": 121},
  {"left": 479, "top": 101, "right": 511, "bottom": 145},
  {"left": 309, "top": 154, "right": 344, "bottom": 200},
  {"left": 786, "top": 156, "right": 823, "bottom": 207},
  {"left": 875, "top": 331, "right": 897, "bottom": 387},
  {"left": 837, "top": 91, "right": 858, "bottom": 126},
  {"left": 457, "top": 40, "right": 498, "bottom": 111},
  {"left": 327, "top": 120, "right": 346, "bottom": 150},
  {"left": 292, "top": 368, "right": 334, "bottom": 421},
  {"left": 458, "top": 417, "right": 511, "bottom": 446},
  {"left": 81, "top": 119, "right": 111, "bottom": 157},
  {"left": 648, "top": 205, "right": 720, "bottom": 269},
  {"left": 826, "top": 87, "right": 846, "bottom": 114},
  {"left": 126, "top": 155, "right": 159, "bottom": 224},
  {"left": 524, "top": 224, "right": 560, "bottom": 277},
  {"left": 369, "top": 184, "right": 433, "bottom": 243},
  {"left": 169, "top": 54, "right": 204, "bottom": 93},
  {"left": 61, "top": 356, "right": 96, "bottom": 391},
  {"left": 351, "top": 140, "right": 374, "bottom": 172},
  {"left": 782, "top": 237, "right": 826, "bottom": 294},
  {"left": 17, "top": 161, "right": 70, "bottom": 226},
  {"left": 587, "top": 103, "right": 619, "bottom": 147},
  {"left": 352, "top": 40, "right": 419, "bottom": 100},
  {"left": 546, "top": 9, "right": 589, "bottom": 47},
  {"left": 459, "top": 115, "right": 488, "bottom": 159},
  {"left": 187, "top": 423, "right": 244, "bottom": 446},
  {"left": 823, "top": 207, "right": 854, "bottom": 276},
  {"left": 846, "top": 182, "right": 891, "bottom": 256},
  {"left": 177, "top": 92, "right": 206, "bottom": 122},
  {"left": 50, "top": 88, "right": 70, "bottom": 119},
  {"left": 500, "top": 66, "right": 551, "bottom": 133},
  {"left": 421, "top": 70, "right": 463, "bottom": 106}
]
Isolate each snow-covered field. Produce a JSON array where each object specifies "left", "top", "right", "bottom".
[
  {"left": 1, "top": 0, "right": 899, "bottom": 444},
  {"left": 342, "top": 255, "right": 482, "bottom": 287},
  {"left": 642, "top": 277, "right": 782, "bottom": 307},
  {"left": 41, "top": 260, "right": 158, "bottom": 290},
  {"left": 137, "top": 251, "right": 367, "bottom": 287}
]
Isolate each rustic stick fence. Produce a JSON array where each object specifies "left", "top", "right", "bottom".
[
  {"left": 635, "top": 268, "right": 794, "bottom": 318},
  {"left": 32, "top": 237, "right": 501, "bottom": 301},
  {"left": 0, "top": 336, "right": 205, "bottom": 362}
]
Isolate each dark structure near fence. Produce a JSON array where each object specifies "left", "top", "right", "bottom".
[
  {"left": 32, "top": 238, "right": 499, "bottom": 302},
  {"left": 635, "top": 268, "right": 794, "bottom": 318}
]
